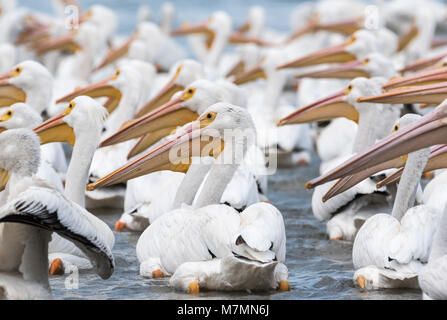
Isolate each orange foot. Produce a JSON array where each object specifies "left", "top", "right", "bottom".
[
  {"left": 152, "top": 269, "right": 164, "bottom": 278},
  {"left": 114, "top": 221, "right": 126, "bottom": 232},
  {"left": 298, "top": 158, "right": 309, "bottom": 166},
  {"left": 356, "top": 275, "right": 366, "bottom": 289},
  {"left": 188, "top": 281, "right": 200, "bottom": 294},
  {"left": 330, "top": 236, "right": 343, "bottom": 241},
  {"left": 278, "top": 280, "right": 291, "bottom": 291},
  {"left": 49, "top": 258, "right": 64, "bottom": 276}
]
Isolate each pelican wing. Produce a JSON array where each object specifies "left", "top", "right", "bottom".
[
  {"left": 0, "top": 187, "right": 114, "bottom": 279},
  {"left": 233, "top": 202, "right": 286, "bottom": 263},
  {"left": 418, "top": 256, "right": 447, "bottom": 300}
]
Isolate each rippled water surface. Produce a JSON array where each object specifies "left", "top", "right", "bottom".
[
  {"left": 19, "top": 0, "right": 423, "bottom": 300},
  {"left": 49, "top": 152, "right": 421, "bottom": 300}
]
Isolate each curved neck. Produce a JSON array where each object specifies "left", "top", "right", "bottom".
[
  {"left": 187, "top": 35, "right": 208, "bottom": 64},
  {"left": 65, "top": 133, "right": 99, "bottom": 207},
  {"left": 391, "top": 148, "right": 430, "bottom": 221},
  {"left": 353, "top": 104, "right": 400, "bottom": 153},
  {"left": 193, "top": 162, "right": 238, "bottom": 208},
  {"left": 172, "top": 161, "right": 212, "bottom": 208}
]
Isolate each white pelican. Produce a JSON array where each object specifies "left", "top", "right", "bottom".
[
  {"left": 0, "top": 128, "right": 113, "bottom": 299},
  {"left": 0, "top": 60, "right": 53, "bottom": 115},
  {"left": 99, "top": 79, "right": 267, "bottom": 232},
  {"left": 303, "top": 94, "right": 447, "bottom": 289},
  {"left": 278, "top": 77, "right": 402, "bottom": 241},
  {"left": 358, "top": 145, "right": 447, "bottom": 297},
  {"left": 33, "top": 96, "right": 115, "bottom": 275},
  {"left": 56, "top": 64, "right": 146, "bottom": 209},
  {"left": 88, "top": 103, "right": 289, "bottom": 293},
  {"left": 350, "top": 115, "right": 438, "bottom": 290},
  {"left": 137, "top": 5, "right": 152, "bottom": 24}
]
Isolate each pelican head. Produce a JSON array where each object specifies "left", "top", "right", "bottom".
[
  {"left": 278, "top": 77, "right": 389, "bottom": 126},
  {"left": 87, "top": 103, "right": 253, "bottom": 190},
  {"left": 0, "top": 60, "right": 53, "bottom": 114},
  {"left": 34, "top": 96, "right": 108, "bottom": 147},
  {"left": 0, "top": 103, "right": 42, "bottom": 130},
  {"left": 56, "top": 64, "right": 143, "bottom": 115},
  {"left": 135, "top": 59, "right": 204, "bottom": 118},
  {"left": 0, "top": 128, "right": 40, "bottom": 178}
]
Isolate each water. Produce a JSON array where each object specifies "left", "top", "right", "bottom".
[
  {"left": 48, "top": 150, "right": 421, "bottom": 300},
  {"left": 19, "top": 0, "right": 422, "bottom": 300},
  {"left": 20, "top": 0, "right": 303, "bottom": 34}
]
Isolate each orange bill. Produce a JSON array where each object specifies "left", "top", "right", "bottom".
[
  {"left": 305, "top": 104, "right": 447, "bottom": 189},
  {"left": 87, "top": 120, "right": 224, "bottom": 190},
  {"left": 376, "top": 144, "right": 447, "bottom": 188},
  {"left": 277, "top": 86, "right": 359, "bottom": 126},
  {"left": 276, "top": 35, "right": 357, "bottom": 70},
  {"left": 56, "top": 71, "right": 122, "bottom": 114}
]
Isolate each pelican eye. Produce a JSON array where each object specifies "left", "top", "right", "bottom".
[
  {"left": 344, "top": 84, "right": 354, "bottom": 94},
  {"left": 0, "top": 109, "right": 14, "bottom": 121},
  {"left": 182, "top": 87, "right": 196, "bottom": 100},
  {"left": 12, "top": 66, "right": 22, "bottom": 77},
  {"left": 392, "top": 124, "right": 400, "bottom": 132},
  {"left": 199, "top": 111, "right": 217, "bottom": 127},
  {"left": 362, "top": 58, "right": 370, "bottom": 65},
  {"left": 113, "top": 69, "right": 120, "bottom": 79},
  {"left": 64, "top": 101, "right": 76, "bottom": 115}
]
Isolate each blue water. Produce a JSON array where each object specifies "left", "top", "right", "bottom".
[{"left": 16, "top": 0, "right": 423, "bottom": 300}]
